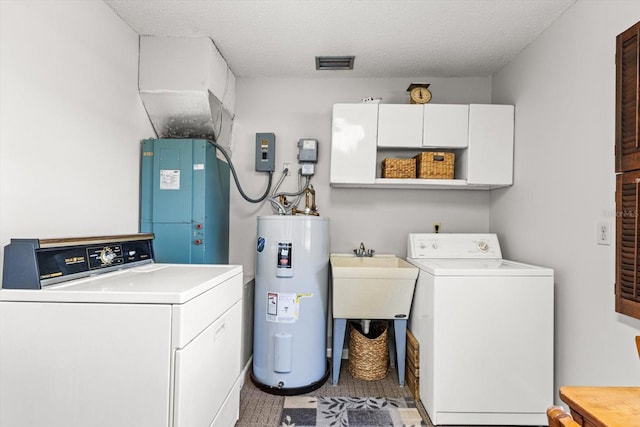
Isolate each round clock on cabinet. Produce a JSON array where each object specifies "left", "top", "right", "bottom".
[{"left": 407, "top": 83, "right": 432, "bottom": 104}]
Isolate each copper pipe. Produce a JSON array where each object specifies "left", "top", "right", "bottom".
[{"left": 309, "top": 185, "right": 318, "bottom": 215}]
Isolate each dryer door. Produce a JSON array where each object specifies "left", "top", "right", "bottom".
[{"left": 172, "top": 301, "right": 242, "bottom": 427}]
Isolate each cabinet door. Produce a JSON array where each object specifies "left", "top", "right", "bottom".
[
  {"left": 330, "top": 104, "right": 378, "bottom": 184},
  {"left": 377, "top": 104, "right": 423, "bottom": 148},
  {"left": 616, "top": 21, "right": 640, "bottom": 173},
  {"left": 423, "top": 104, "right": 469, "bottom": 148},
  {"left": 467, "top": 104, "right": 514, "bottom": 185}
]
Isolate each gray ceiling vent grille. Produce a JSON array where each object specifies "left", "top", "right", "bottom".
[{"left": 315, "top": 56, "right": 355, "bottom": 70}]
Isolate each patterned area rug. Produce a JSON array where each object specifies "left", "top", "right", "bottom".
[{"left": 279, "top": 396, "right": 426, "bottom": 427}]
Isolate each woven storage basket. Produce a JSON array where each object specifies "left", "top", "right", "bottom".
[
  {"left": 381, "top": 157, "right": 416, "bottom": 179},
  {"left": 348, "top": 321, "right": 389, "bottom": 381},
  {"left": 414, "top": 152, "right": 455, "bottom": 179}
]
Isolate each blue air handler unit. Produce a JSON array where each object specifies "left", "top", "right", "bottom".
[{"left": 140, "top": 138, "right": 230, "bottom": 264}]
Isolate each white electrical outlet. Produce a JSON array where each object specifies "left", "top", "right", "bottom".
[
  {"left": 283, "top": 163, "right": 291, "bottom": 175},
  {"left": 597, "top": 221, "right": 611, "bottom": 245}
]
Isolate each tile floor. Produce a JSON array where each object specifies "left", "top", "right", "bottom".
[{"left": 235, "top": 363, "right": 431, "bottom": 426}]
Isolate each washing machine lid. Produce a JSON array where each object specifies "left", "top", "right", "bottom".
[
  {"left": 0, "top": 264, "right": 242, "bottom": 304},
  {"left": 407, "top": 258, "right": 553, "bottom": 276}
]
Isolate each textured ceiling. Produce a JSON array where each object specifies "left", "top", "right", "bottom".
[{"left": 104, "top": 0, "right": 576, "bottom": 78}]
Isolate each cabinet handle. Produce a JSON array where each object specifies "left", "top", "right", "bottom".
[{"left": 214, "top": 322, "right": 226, "bottom": 341}]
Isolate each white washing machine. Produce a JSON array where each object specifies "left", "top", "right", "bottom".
[
  {"left": 0, "top": 234, "right": 243, "bottom": 427},
  {"left": 406, "top": 233, "right": 554, "bottom": 426}
]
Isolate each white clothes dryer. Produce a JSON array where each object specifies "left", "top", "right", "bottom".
[
  {"left": 406, "top": 233, "right": 554, "bottom": 426},
  {"left": 0, "top": 234, "right": 243, "bottom": 427}
]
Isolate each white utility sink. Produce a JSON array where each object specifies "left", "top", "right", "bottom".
[{"left": 329, "top": 254, "right": 419, "bottom": 319}]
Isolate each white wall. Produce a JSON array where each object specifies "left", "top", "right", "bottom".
[
  {"left": 229, "top": 77, "right": 493, "bottom": 276},
  {"left": 491, "top": 0, "right": 640, "bottom": 393},
  {"left": 0, "top": 0, "right": 154, "bottom": 278}
]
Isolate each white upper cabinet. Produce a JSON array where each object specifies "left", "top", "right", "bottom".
[
  {"left": 330, "top": 103, "right": 514, "bottom": 189},
  {"left": 423, "top": 104, "right": 469, "bottom": 148},
  {"left": 466, "top": 104, "right": 514, "bottom": 186},
  {"left": 330, "top": 103, "right": 379, "bottom": 184},
  {"left": 377, "top": 104, "right": 469, "bottom": 149},
  {"left": 377, "top": 105, "right": 424, "bottom": 148}
]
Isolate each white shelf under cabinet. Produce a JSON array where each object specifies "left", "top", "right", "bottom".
[{"left": 331, "top": 178, "right": 510, "bottom": 190}]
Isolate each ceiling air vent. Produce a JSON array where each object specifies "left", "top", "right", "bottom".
[{"left": 315, "top": 56, "right": 355, "bottom": 70}]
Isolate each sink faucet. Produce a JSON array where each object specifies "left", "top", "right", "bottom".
[{"left": 354, "top": 242, "right": 375, "bottom": 257}]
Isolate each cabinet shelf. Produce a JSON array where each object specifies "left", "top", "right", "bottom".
[{"left": 330, "top": 178, "right": 509, "bottom": 190}]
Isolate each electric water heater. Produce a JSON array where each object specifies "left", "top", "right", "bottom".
[{"left": 252, "top": 215, "right": 330, "bottom": 395}]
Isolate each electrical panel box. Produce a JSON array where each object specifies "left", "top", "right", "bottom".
[
  {"left": 256, "top": 133, "right": 276, "bottom": 172},
  {"left": 297, "top": 139, "right": 318, "bottom": 162},
  {"left": 140, "top": 138, "right": 230, "bottom": 264},
  {"left": 300, "top": 164, "right": 315, "bottom": 176}
]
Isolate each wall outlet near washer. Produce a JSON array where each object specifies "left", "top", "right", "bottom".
[{"left": 597, "top": 221, "right": 611, "bottom": 245}]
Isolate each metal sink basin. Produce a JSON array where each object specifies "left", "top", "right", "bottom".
[{"left": 329, "top": 254, "right": 419, "bottom": 319}]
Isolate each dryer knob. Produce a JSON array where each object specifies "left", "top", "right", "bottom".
[
  {"left": 477, "top": 241, "right": 489, "bottom": 252},
  {"left": 99, "top": 247, "right": 116, "bottom": 265}
]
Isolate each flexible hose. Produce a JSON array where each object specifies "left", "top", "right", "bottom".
[
  {"left": 269, "top": 169, "right": 290, "bottom": 214},
  {"left": 207, "top": 139, "right": 272, "bottom": 203},
  {"left": 273, "top": 175, "right": 311, "bottom": 198},
  {"left": 269, "top": 174, "right": 311, "bottom": 214}
]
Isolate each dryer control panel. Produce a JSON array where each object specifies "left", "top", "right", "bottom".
[
  {"left": 2, "top": 234, "right": 155, "bottom": 289},
  {"left": 407, "top": 233, "right": 502, "bottom": 259}
]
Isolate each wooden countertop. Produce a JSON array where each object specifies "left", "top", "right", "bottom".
[{"left": 559, "top": 386, "right": 640, "bottom": 427}]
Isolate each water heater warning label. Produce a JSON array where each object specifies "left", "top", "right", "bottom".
[
  {"left": 266, "top": 291, "right": 312, "bottom": 323},
  {"left": 267, "top": 292, "right": 278, "bottom": 316},
  {"left": 266, "top": 291, "right": 296, "bottom": 323}
]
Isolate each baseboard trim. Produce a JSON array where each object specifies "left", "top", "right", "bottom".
[{"left": 240, "top": 356, "right": 253, "bottom": 387}]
